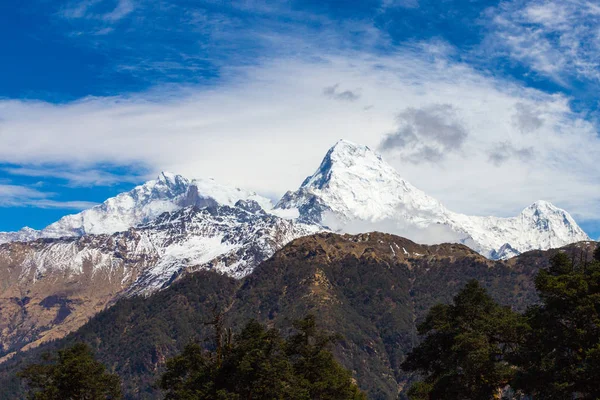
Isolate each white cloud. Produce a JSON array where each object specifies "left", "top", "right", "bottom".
[
  {"left": 486, "top": 0, "right": 600, "bottom": 83},
  {"left": 102, "top": 0, "right": 134, "bottom": 21},
  {"left": 0, "top": 184, "right": 96, "bottom": 210},
  {"left": 3, "top": 166, "right": 147, "bottom": 187},
  {"left": 28, "top": 200, "right": 99, "bottom": 209},
  {"left": 1, "top": 48, "right": 600, "bottom": 227},
  {"left": 61, "top": 0, "right": 134, "bottom": 22},
  {"left": 322, "top": 211, "right": 468, "bottom": 246}
]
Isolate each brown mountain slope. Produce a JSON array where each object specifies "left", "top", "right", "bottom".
[
  {"left": 229, "top": 232, "right": 545, "bottom": 397},
  {"left": 3, "top": 232, "right": 594, "bottom": 399},
  {"left": 0, "top": 203, "right": 315, "bottom": 361},
  {"left": 0, "top": 235, "right": 154, "bottom": 361}
]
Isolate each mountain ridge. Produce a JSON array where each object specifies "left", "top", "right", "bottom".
[
  {"left": 275, "top": 139, "right": 590, "bottom": 258},
  {"left": 0, "top": 139, "right": 592, "bottom": 359},
  {"left": 0, "top": 140, "right": 589, "bottom": 261},
  {"left": 3, "top": 232, "right": 595, "bottom": 400}
]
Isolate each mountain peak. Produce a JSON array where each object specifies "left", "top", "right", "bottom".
[
  {"left": 154, "top": 171, "right": 189, "bottom": 190},
  {"left": 324, "top": 139, "right": 382, "bottom": 167},
  {"left": 329, "top": 139, "right": 374, "bottom": 155},
  {"left": 522, "top": 200, "right": 571, "bottom": 219},
  {"left": 529, "top": 199, "right": 556, "bottom": 209},
  {"left": 301, "top": 139, "right": 388, "bottom": 189},
  {"left": 279, "top": 139, "right": 445, "bottom": 224},
  {"left": 157, "top": 171, "right": 178, "bottom": 183}
]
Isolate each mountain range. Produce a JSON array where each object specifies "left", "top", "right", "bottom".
[
  {"left": 1, "top": 232, "right": 597, "bottom": 399},
  {"left": 0, "top": 140, "right": 589, "bottom": 258},
  {"left": 0, "top": 140, "right": 591, "bottom": 360}
]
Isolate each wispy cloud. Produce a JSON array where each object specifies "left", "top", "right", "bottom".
[
  {"left": 380, "top": 0, "right": 419, "bottom": 10},
  {"left": 3, "top": 166, "right": 148, "bottom": 187},
  {"left": 28, "top": 199, "right": 99, "bottom": 209},
  {"left": 60, "top": 0, "right": 102, "bottom": 19},
  {"left": 60, "top": 0, "right": 135, "bottom": 23},
  {"left": 102, "top": 0, "right": 134, "bottom": 22},
  {"left": 0, "top": 184, "right": 96, "bottom": 209},
  {"left": 1, "top": 50, "right": 600, "bottom": 224},
  {"left": 485, "top": 0, "right": 600, "bottom": 83}
]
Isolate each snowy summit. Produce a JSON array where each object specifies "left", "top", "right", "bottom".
[{"left": 0, "top": 140, "right": 590, "bottom": 264}]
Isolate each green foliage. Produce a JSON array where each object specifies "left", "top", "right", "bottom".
[
  {"left": 159, "top": 316, "right": 366, "bottom": 400},
  {"left": 286, "top": 315, "right": 366, "bottom": 400},
  {"left": 18, "top": 343, "right": 122, "bottom": 400},
  {"left": 594, "top": 245, "right": 600, "bottom": 262},
  {"left": 401, "top": 280, "right": 527, "bottom": 400},
  {"left": 512, "top": 251, "right": 600, "bottom": 399}
]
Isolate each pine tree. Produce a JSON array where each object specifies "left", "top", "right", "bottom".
[
  {"left": 512, "top": 252, "right": 600, "bottom": 399},
  {"left": 19, "top": 343, "right": 122, "bottom": 400},
  {"left": 286, "top": 315, "right": 366, "bottom": 400},
  {"left": 159, "top": 316, "right": 366, "bottom": 400},
  {"left": 401, "top": 280, "right": 527, "bottom": 400}
]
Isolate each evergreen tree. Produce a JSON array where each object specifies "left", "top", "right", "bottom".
[
  {"left": 401, "top": 280, "right": 526, "bottom": 400},
  {"left": 159, "top": 316, "right": 365, "bottom": 400},
  {"left": 286, "top": 315, "right": 366, "bottom": 400},
  {"left": 512, "top": 252, "right": 600, "bottom": 399},
  {"left": 218, "top": 320, "right": 300, "bottom": 399},
  {"left": 593, "top": 244, "right": 600, "bottom": 263},
  {"left": 19, "top": 343, "right": 122, "bottom": 400}
]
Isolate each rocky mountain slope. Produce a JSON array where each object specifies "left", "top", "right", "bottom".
[
  {"left": 0, "top": 201, "right": 317, "bottom": 359},
  {"left": 2, "top": 233, "right": 596, "bottom": 400},
  {"left": 0, "top": 172, "right": 273, "bottom": 244},
  {"left": 276, "top": 140, "right": 589, "bottom": 258},
  {"left": 0, "top": 139, "right": 591, "bottom": 363}
]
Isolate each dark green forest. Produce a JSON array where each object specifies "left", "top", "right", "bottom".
[
  {"left": 18, "top": 316, "right": 365, "bottom": 400},
  {"left": 403, "top": 247, "right": 600, "bottom": 399}
]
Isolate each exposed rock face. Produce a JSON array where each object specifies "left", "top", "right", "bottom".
[
  {"left": 0, "top": 203, "right": 317, "bottom": 360},
  {"left": 0, "top": 237, "right": 142, "bottom": 360}
]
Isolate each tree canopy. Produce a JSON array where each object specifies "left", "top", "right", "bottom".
[
  {"left": 158, "top": 315, "right": 366, "bottom": 400},
  {"left": 401, "top": 280, "right": 527, "bottom": 400},
  {"left": 19, "top": 342, "right": 122, "bottom": 400},
  {"left": 404, "top": 246, "right": 600, "bottom": 400},
  {"left": 512, "top": 252, "right": 600, "bottom": 399}
]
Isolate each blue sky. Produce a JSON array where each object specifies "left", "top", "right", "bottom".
[{"left": 1, "top": 0, "right": 600, "bottom": 238}]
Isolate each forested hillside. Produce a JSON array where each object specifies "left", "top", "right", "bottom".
[{"left": 1, "top": 233, "right": 594, "bottom": 399}]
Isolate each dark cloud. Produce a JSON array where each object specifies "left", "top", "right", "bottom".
[
  {"left": 379, "top": 126, "right": 417, "bottom": 150},
  {"left": 378, "top": 104, "right": 468, "bottom": 163},
  {"left": 513, "top": 103, "right": 544, "bottom": 133},
  {"left": 323, "top": 84, "right": 361, "bottom": 101},
  {"left": 412, "top": 145, "right": 444, "bottom": 163},
  {"left": 488, "top": 142, "right": 534, "bottom": 166}
]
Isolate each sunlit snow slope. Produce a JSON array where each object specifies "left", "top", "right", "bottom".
[{"left": 275, "top": 140, "right": 590, "bottom": 258}]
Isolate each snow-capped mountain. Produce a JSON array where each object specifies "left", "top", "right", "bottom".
[
  {"left": 0, "top": 199, "right": 318, "bottom": 357},
  {"left": 0, "top": 140, "right": 590, "bottom": 260},
  {"left": 0, "top": 139, "right": 592, "bottom": 358},
  {"left": 275, "top": 140, "right": 590, "bottom": 258},
  {"left": 0, "top": 172, "right": 273, "bottom": 245}
]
